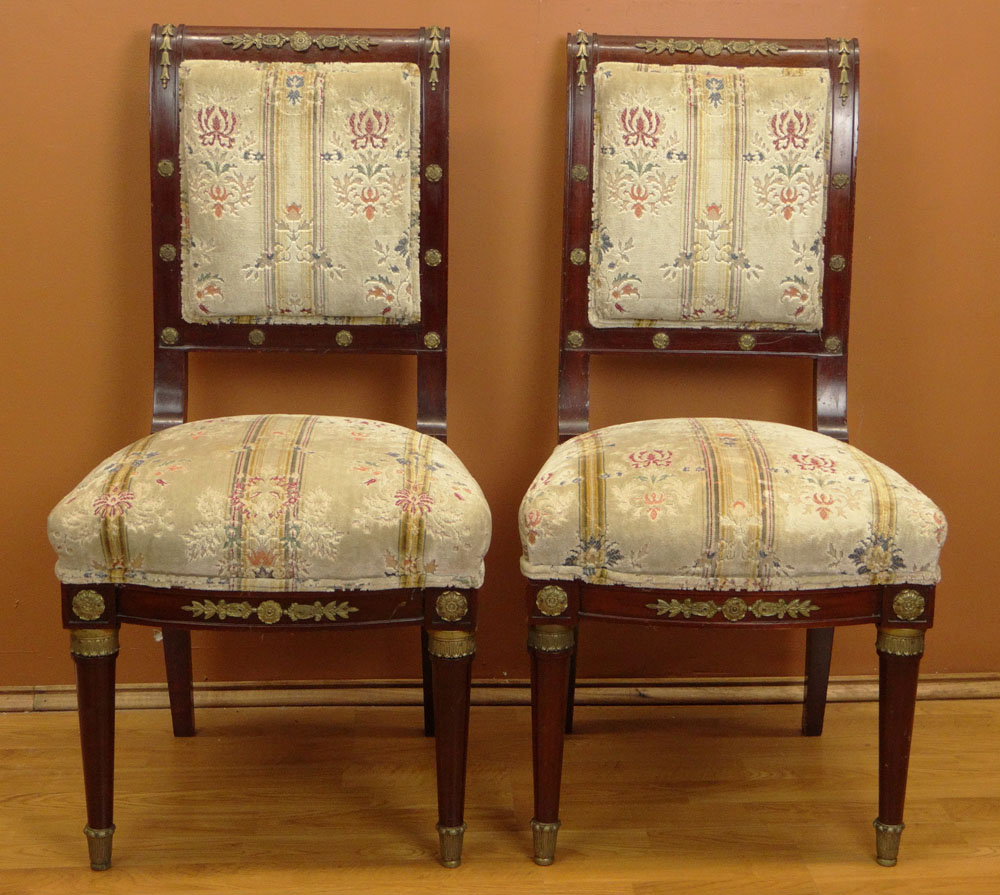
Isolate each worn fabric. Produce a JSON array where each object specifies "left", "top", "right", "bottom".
[
  {"left": 590, "top": 63, "right": 830, "bottom": 331},
  {"left": 49, "top": 415, "right": 490, "bottom": 592},
  {"left": 179, "top": 60, "right": 421, "bottom": 326},
  {"left": 520, "top": 419, "right": 945, "bottom": 591}
]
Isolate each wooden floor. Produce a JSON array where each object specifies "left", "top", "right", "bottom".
[{"left": 1, "top": 700, "right": 997, "bottom": 894}]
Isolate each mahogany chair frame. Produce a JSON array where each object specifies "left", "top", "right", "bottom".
[
  {"left": 63, "top": 24, "right": 475, "bottom": 870},
  {"left": 526, "top": 33, "right": 934, "bottom": 867}
]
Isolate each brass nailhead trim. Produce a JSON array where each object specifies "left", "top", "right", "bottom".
[
  {"left": 824, "top": 335, "right": 842, "bottom": 353},
  {"left": 832, "top": 172, "right": 850, "bottom": 189},
  {"left": 566, "top": 330, "right": 584, "bottom": 349},
  {"left": 424, "top": 248, "right": 443, "bottom": 267},
  {"left": 248, "top": 329, "right": 265, "bottom": 346},
  {"left": 424, "top": 331, "right": 442, "bottom": 349},
  {"left": 436, "top": 591, "right": 469, "bottom": 622},
  {"left": 159, "top": 244, "right": 177, "bottom": 262},
  {"left": 70, "top": 629, "right": 119, "bottom": 658},
  {"left": 157, "top": 159, "right": 175, "bottom": 177},
  {"left": 535, "top": 585, "right": 569, "bottom": 617},
  {"left": 738, "top": 333, "right": 756, "bottom": 350},
  {"left": 71, "top": 590, "right": 106, "bottom": 621},
  {"left": 876, "top": 627, "right": 925, "bottom": 657},
  {"left": 160, "top": 327, "right": 180, "bottom": 345},
  {"left": 892, "top": 589, "right": 926, "bottom": 621},
  {"left": 528, "top": 624, "right": 575, "bottom": 653},
  {"left": 424, "top": 164, "right": 443, "bottom": 182},
  {"left": 335, "top": 329, "right": 353, "bottom": 347},
  {"left": 570, "top": 248, "right": 587, "bottom": 266},
  {"left": 427, "top": 630, "right": 476, "bottom": 659},
  {"left": 830, "top": 254, "right": 847, "bottom": 271},
  {"left": 652, "top": 332, "right": 670, "bottom": 349},
  {"left": 571, "top": 164, "right": 588, "bottom": 181}
]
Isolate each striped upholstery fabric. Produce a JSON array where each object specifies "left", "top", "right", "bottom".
[
  {"left": 590, "top": 63, "right": 830, "bottom": 330},
  {"left": 179, "top": 60, "right": 421, "bottom": 325},
  {"left": 49, "top": 415, "right": 491, "bottom": 592},
  {"left": 519, "top": 419, "right": 945, "bottom": 591}
]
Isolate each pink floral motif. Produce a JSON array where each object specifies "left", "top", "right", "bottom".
[
  {"left": 704, "top": 202, "right": 723, "bottom": 221},
  {"left": 524, "top": 508, "right": 544, "bottom": 545},
  {"left": 349, "top": 108, "right": 392, "bottom": 150},
  {"left": 628, "top": 449, "right": 673, "bottom": 468},
  {"left": 93, "top": 487, "right": 134, "bottom": 518},
  {"left": 394, "top": 488, "right": 434, "bottom": 515},
  {"left": 808, "top": 492, "right": 837, "bottom": 520},
  {"left": 640, "top": 492, "right": 666, "bottom": 520},
  {"left": 792, "top": 454, "right": 836, "bottom": 473},
  {"left": 620, "top": 106, "right": 662, "bottom": 148},
  {"left": 195, "top": 106, "right": 238, "bottom": 149},
  {"left": 769, "top": 110, "right": 814, "bottom": 150}
]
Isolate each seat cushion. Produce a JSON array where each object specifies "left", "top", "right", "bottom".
[
  {"left": 49, "top": 415, "right": 490, "bottom": 592},
  {"left": 519, "top": 419, "right": 945, "bottom": 591}
]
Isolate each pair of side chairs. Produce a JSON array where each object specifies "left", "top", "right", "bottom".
[{"left": 47, "top": 25, "right": 946, "bottom": 872}]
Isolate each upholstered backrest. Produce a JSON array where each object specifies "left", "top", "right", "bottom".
[
  {"left": 590, "top": 62, "right": 831, "bottom": 331},
  {"left": 179, "top": 60, "right": 422, "bottom": 326}
]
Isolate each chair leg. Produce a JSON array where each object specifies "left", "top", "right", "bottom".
[
  {"left": 425, "top": 629, "right": 474, "bottom": 868},
  {"left": 565, "top": 628, "right": 578, "bottom": 735},
  {"left": 801, "top": 627, "right": 835, "bottom": 736},
  {"left": 874, "top": 627, "right": 924, "bottom": 866},
  {"left": 70, "top": 628, "right": 119, "bottom": 871},
  {"left": 528, "top": 624, "right": 575, "bottom": 865},
  {"left": 162, "top": 628, "right": 195, "bottom": 737},
  {"left": 421, "top": 627, "right": 435, "bottom": 737}
]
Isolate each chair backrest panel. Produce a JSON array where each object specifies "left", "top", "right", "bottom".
[
  {"left": 558, "top": 34, "right": 858, "bottom": 440},
  {"left": 148, "top": 25, "right": 450, "bottom": 436}
]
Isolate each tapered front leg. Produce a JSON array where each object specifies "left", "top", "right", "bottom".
[
  {"left": 421, "top": 627, "right": 435, "bottom": 737},
  {"left": 426, "top": 629, "right": 474, "bottom": 867},
  {"left": 802, "top": 627, "right": 834, "bottom": 736},
  {"left": 874, "top": 627, "right": 924, "bottom": 866},
  {"left": 71, "top": 628, "right": 120, "bottom": 871},
  {"left": 529, "top": 624, "right": 575, "bottom": 865},
  {"left": 162, "top": 628, "right": 195, "bottom": 737},
  {"left": 565, "top": 629, "right": 579, "bottom": 735}
]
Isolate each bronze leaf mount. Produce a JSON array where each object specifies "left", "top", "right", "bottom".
[
  {"left": 636, "top": 38, "right": 787, "bottom": 58},
  {"left": 158, "top": 25, "right": 175, "bottom": 89},
  {"left": 646, "top": 596, "right": 819, "bottom": 622},
  {"left": 222, "top": 31, "right": 378, "bottom": 53},
  {"left": 182, "top": 598, "right": 359, "bottom": 624}
]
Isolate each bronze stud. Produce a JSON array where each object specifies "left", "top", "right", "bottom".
[
  {"left": 824, "top": 335, "right": 843, "bottom": 353},
  {"left": 738, "top": 333, "right": 756, "bottom": 350},
  {"left": 830, "top": 254, "right": 847, "bottom": 271},
  {"left": 436, "top": 591, "right": 469, "bottom": 622},
  {"left": 335, "top": 330, "right": 353, "bottom": 347},
  {"left": 566, "top": 330, "right": 584, "bottom": 349},
  {"left": 248, "top": 329, "right": 265, "bottom": 346},
  {"left": 535, "top": 585, "right": 569, "bottom": 617},
  {"left": 425, "top": 248, "right": 443, "bottom": 267},
  {"left": 652, "top": 332, "right": 670, "bottom": 349},
  {"left": 157, "top": 159, "right": 175, "bottom": 177},
  {"left": 570, "top": 248, "right": 587, "bottom": 266},
  {"left": 424, "top": 164, "right": 443, "bottom": 182},
  {"left": 571, "top": 164, "right": 588, "bottom": 181},
  {"left": 832, "top": 172, "right": 850, "bottom": 189},
  {"left": 72, "top": 590, "right": 106, "bottom": 621},
  {"left": 424, "top": 331, "right": 442, "bottom": 349},
  {"left": 892, "top": 589, "right": 926, "bottom": 621},
  {"left": 158, "top": 244, "right": 176, "bottom": 262},
  {"left": 160, "top": 327, "right": 180, "bottom": 345}
]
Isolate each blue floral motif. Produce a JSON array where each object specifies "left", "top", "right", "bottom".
[
  {"left": 565, "top": 536, "right": 624, "bottom": 576},
  {"left": 285, "top": 74, "right": 305, "bottom": 105},
  {"left": 705, "top": 77, "right": 724, "bottom": 108},
  {"left": 849, "top": 533, "right": 906, "bottom": 578}
]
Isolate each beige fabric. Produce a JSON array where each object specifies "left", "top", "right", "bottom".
[
  {"left": 590, "top": 63, "right": 830, "bottom": 330},
  {"left": 520, "top": 419, "right": 945, "bottom": 591},
  {"left": 179, "top": 60, "right": 421, "bottom": 326},
  {"left": 49, "top": 415, "right": 490, "bottom": 592}
]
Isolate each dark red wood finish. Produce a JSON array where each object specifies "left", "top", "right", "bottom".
[
  {"left": 529, "top": 34, "right": 934, "bottom": 866},
  {"left": 63, "top": 24, "right": 474, "bottom": 870}
]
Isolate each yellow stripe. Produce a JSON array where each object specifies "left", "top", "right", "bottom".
[{"left": 98, "top": 435, "right": 157, "bottom": 581}]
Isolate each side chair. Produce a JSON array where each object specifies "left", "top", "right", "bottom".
[
  {"left": 520, "top": 33, "right": 946, "bottom": 867},
  {"left": 48, "top": 24, "right": 490, "bottom": 870}
]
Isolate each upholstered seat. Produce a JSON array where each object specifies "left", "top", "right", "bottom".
[
  {"left": 520, "top": 418, "right": 944, "bottom": 592},
  {"left": 49, "top": 414, "right": 490, "bottom": 593}
]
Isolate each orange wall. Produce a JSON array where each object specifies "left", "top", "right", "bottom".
[{"left": 2, "top": 0, "right": 997, "bottom": 687}]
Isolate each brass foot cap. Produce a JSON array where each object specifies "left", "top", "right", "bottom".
[
  {"left": 84, "top": 824, "right": 115, "bottom": 871},
  {"left": 436, "top": 822, "right": 466, "bottom": 868},
  {"left": 873, "top": 818, "right": 904, "bottom": 867},
  {"left": 531, "top": 818, "right": 561, "bottom": 865}
]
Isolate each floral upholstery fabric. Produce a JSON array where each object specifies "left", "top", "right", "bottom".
[
  {"left": 520, "top": 419, "right": 945, "bottom": 591},
  {"left": 179, "top": 60, "right": 421, "bottom": 326},
  {"left": 590, "top": 63, "right": 830, "bottom": 331},
  {"left": 49, "top": 415, "right": 490, "bottom": 592}
]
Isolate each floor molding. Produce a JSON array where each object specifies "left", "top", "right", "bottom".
[{"left": 2, "top": 673, "right": 998, "bottom": 713}]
